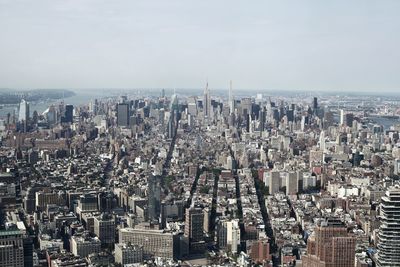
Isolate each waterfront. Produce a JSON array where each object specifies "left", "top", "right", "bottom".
[{"left": 0, "top": 89, "right": 111, "bottom": 118}]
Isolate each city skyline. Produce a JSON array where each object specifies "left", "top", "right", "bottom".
[
  {"left": 0, "top": 87, "right": 399, "bottom": 266},
  {"left": 1, "top": 1, "right": 400, "bottom": 266}
]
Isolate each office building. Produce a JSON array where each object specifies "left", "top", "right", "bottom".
[
  {"left": 285, "top": 172, "right": 298, "bottom": 195},
  {"left": 340, "top": 109, "right": 345, "bottom": 126},
  {"left": 117, "top": 103, "right": 129, "bottom": 127},
  {"left": 170, "top": 93, "right": 179, "bottom": 112},
  {"left": 229, "top": 80, "right": 235, "bottom": 114},
  {"left": 345, "top": 113, "right": 354, "bottom": 127},
  {"left": 148, "top": 175, "right": 161, "bottom": 221},
  {"left": 268, "top": 171, "right": 281, "bottom": 195},
  {"left": 249, "top": 239, "right": 271, "bottom": 264},
  {"left": 241, "top": 97, "right": 252, "bottom": 117},
  {"left": 70, "top": 233, "right": 101, "bottom": 258},
  {"left": 217, "top": 219, "right": 241, "bottom": 254},
  {"left": 115, "top": 243, "right": 143, "bottom": 265},
  {"left": 35, "top": 190, "right": 66, "bottom": 210},
  {"left": 46, "top": 105, "right": 57, "bottom": 125},
  {"left": 61, "top": 104, "right": 73, "bottom": 123},
  {"left": 187, "top": 97, "right": 198, "bottom": 116},
  {"left": 185, "top": 206, "right": 205, "bottom": 254},
  {"left": 302, "top": 218, "right": 355, "bottom": 267},
  {"left": 18, "top": 99, "right": 29, "bottom": 122},
  {"left": 0, "top": 228, "right": 25, "bottom": 267},
  {"left": 376, "top": 187, "right": 400, "bottom": 266},
  {"left": 313, "top": 97, "right": 318, "bottom": 110},
  {"left": 94, "top": 213, "right": 115, "bottom": 247},
  {"left": 185, "top": 206, "right": 204, "bottom": 242},
  {"left": 77, "top": 193, "right": 98, "bottom": 211},
  {"left": 119, "top": 228, "right": 175, "bottom": 259},
  {"left": 203, "top": 83, "right": 211, "bottom": 118}
]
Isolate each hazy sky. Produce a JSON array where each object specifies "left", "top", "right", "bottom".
[{"left": 1, "top": 0, "right": 400, "bottom": 91}]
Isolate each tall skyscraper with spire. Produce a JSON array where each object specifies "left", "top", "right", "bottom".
[
  {"left": 203, "top": 82, "right": 211, "bottom": 118},
  {"left": 229, "top": 80, "right": 234, "bottom": 114}
]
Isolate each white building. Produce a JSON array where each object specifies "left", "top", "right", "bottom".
[
  {"left": 218, "top": 219, "right": 241, "bottom": 254},
  {"left": 115, "top": 243, "right": 143, "bottom": 265},
  {"left": 18, "top": 99, "right": 29, "bottom": 122},
  {"left": 70, "top": 234, "right": 101, "bottom": 258}
]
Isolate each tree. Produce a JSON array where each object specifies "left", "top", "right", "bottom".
[{"left": 200, "top": 185, "right": 211, "bottom": 194}]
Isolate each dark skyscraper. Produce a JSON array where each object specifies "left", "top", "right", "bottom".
[
  {"left": 313, "top": 97, "right": 319, "bottom": 117},
  {"left": 185, "top": 206, "right": 204, "bottom": 242},
  {"left": 345, "top": 113, "right": 354, "bottom": 128},
  {"left": 286, "top": 109, "right": 294, "bottom": 122},
  {"left": 185, "top": 206, "right": 205, "bottom": 254},
  {"left": 61, "top": 104, "right": 73, "bottom": 123},
  {"left": 148, "top": 175, "right": 161, "bottom": 222},
  {"left": 117, "top": 103, "right": 130, "bottom": 127},
  {"left": 259, "top": 108, "right": 266, "bottom": 132}
]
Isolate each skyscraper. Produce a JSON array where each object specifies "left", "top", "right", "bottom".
[
  {"left": 229, "top": 80, "right": 235, "bottom": 114},
  {"left": 185, "top": 206, "right": 205, "bottom": 254},
  {"left": 185, "top": 206, "right": 203, "bottom": 242},
  {"left": 241, "top": 97, "right": 252, "bottom": 117},
  {"left": 345, "top": 113, "right": 354, "bottom": 128},
  {"left": 167, "top": 115, "right": 174, "bottom": 139},
  {"left": 203, "top": 83, "right": 211, "bottom": 118},
  {"left": 94, "top": 213, "right": 115, "bottom": 248},
  {"left": 319, "top": 130, "right": 326, "bottom": 152},
  {"left": 340, "top": 109, "right": 345, "bottom": 126},
  {"left": 313, "top": 97, "right": 318, "bottom": 110},
  {"left": 170, "top": 93, "right": 179, "bottom": 112},
  {"left": 249, "top": 239, "right": 271, "bottom": 264},
  {"left": 148, "top": 175, "right": 161, "bottom": 222},
  {"left": 0, "top": 226, "right": 25, "bottom": 267},
  {"left": 46, "top": 105, "right": 57, "bottom": 125},
  {"left": 302, "top": 217, "right": 355, "bottom": 267},
  {"left": 187, "top": 96, "right": 197, "bottom": 116},
  {"left": 117, "top": 103, "right": 129, "bottom": 127},
  {"left": 259, "top": 107, "right": 266, "bottom": 132},
  {"left": 376, "top": 187, "right": 400, "bottom": 266},
  {"left": 313, "top": 97, "right": 320, "bottom": 117},
  {"left": 63, "top": 104, "right": 74, "bottom": 123},
  {"left": 18, "top": 99, "right": 29, "bottom": 122},
  {"left": 217, "top": 219, "right": 241, "bottom": 254}
]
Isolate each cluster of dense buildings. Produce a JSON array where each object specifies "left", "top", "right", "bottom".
[{"left": 0, "top": 88, "right": 399, "bottom": 266}]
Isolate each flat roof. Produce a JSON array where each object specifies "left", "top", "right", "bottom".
[{"left": 0, "top": 229, "right": 22, "bottom": 236}]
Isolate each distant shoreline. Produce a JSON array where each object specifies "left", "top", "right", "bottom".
[
  {"left": 1, "top": 88, "right": 399, "bottom": 97},
  {"left": 0, "top": 89, "right": 75, "bottom": 105}
]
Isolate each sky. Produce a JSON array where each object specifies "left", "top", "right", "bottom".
[{"left": 0, "top": 0, "right": 400, "bottom": 92}]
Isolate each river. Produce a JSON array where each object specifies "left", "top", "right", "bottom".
[{"left": 0, "top": 89, "right": 113, "bottom": 118}]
